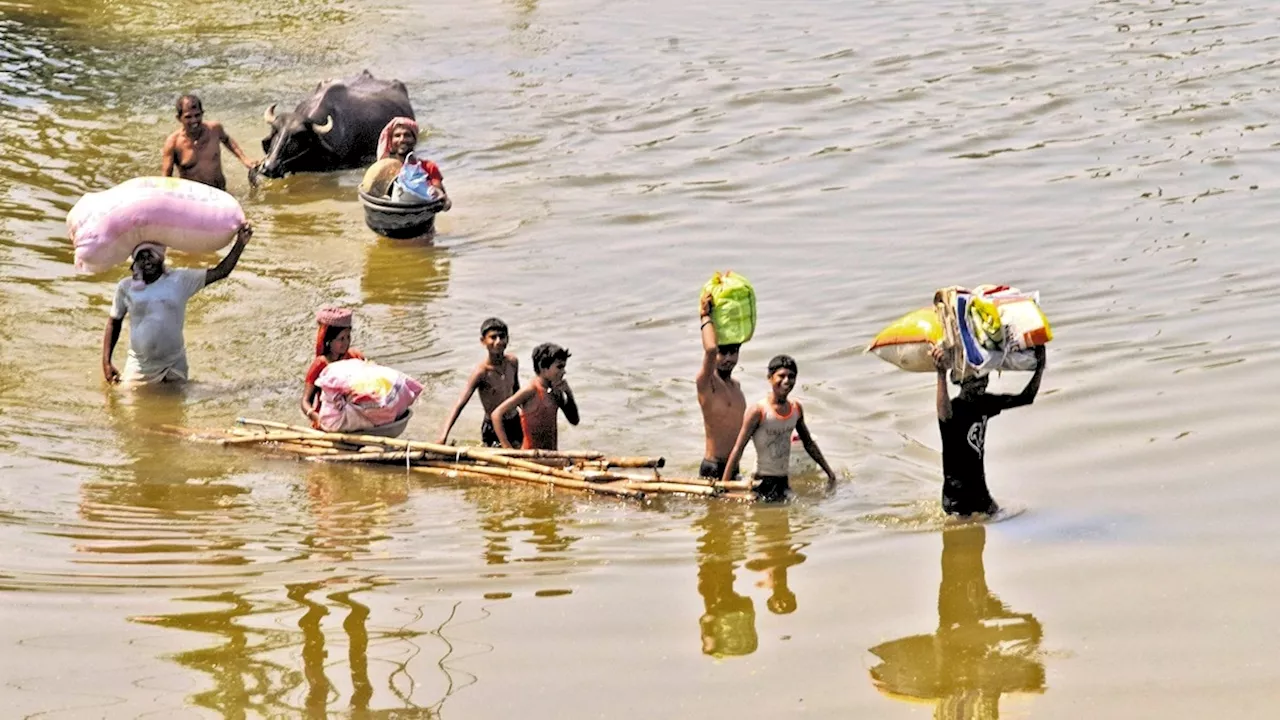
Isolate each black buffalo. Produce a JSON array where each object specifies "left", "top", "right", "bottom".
[{"left": 258, "top": 71, "right": 414, "bottom": 179}]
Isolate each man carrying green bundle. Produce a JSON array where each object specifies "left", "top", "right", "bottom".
[{"left": 696, "top": 291, "right": 747, "bottom": 479}]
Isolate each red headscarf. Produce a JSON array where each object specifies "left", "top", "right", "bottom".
[
  {"left": 377, "top": 117, "right": 419, "bottom": 160},
  {"left": 314, "top": 307, "right": 353, "bottom": 356}
]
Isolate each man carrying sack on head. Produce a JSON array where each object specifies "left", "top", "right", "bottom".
[{"left": 101, "top": 223, "right": 253, "bottom": 385}]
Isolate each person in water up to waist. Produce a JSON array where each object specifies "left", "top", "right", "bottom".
[
  {"left": 101, "top": 223, "right": 253, "bottom": 385},
  {"left": 162, "top": 94, "right": 259, "bottom": 191},
  {"left": 437, "top": 317, "right": 523, "bottom": 447},
  {"left": 696, "top": 291, "right": 746, "bottom": 480},
  {"left": 490, "top": 343, "right": 578, "bottom": 450},
  {"left": 373, "top": 117, "right": 452, "bottom": 211},
  {"left": 721, "top": 355, "right": 837, "bottom": 501},
  {"left": 301, "top": 307, "right": 367, "bottom": 428},
  {"left": 931, "top": 344, "right": 1046, "bottom": 517}
]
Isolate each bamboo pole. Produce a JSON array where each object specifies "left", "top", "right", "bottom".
[
  {"left": 622, "top": 481, "right": 719, "bottom": 497},
  {"left": 417, "top": 462, "right": 645, "bottom": 499},
  {"left": 316, "top": 450, "right": 432, "bottom": 463},
  {"left": 222, "top": 432, "right": 322, "bottom": 445},
  {"left": 484, "top": 449, "right": 606, "bottom": 460}
]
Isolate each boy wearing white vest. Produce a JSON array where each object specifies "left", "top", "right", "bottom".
[{"left": 720, "top": 355, "right": 837, "bottom": 501}]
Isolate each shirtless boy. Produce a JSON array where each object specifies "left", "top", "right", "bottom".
[
  {"left": 490, "top": 343, "right": 579, "bottom": 450},
  {"left": 721, "top": 355, "right": 837, "bottom": 501},
  {"left": 162, "top": 94, "right": 258, "bottom": 191},
  {"left": 697, "top": 293, "right": 746, "bottom": 479},
  {"left": 437, "top": 318, "right": 522, "bottom": 447}
]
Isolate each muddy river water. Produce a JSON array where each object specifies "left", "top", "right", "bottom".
[{"left": 3, "top": 0, "right": 1280, "bottom": 716}]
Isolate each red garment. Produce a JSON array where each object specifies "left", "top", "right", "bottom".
[
  {"left": 409, "top": 156, "right": 444, "bottom": 186},
  {"left": 519, "top": 383, "right": 559, "bottom": 450}
]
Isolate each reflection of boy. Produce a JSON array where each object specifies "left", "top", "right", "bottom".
[
  {"left": 491, "top": 343, "right": 579, "bottom": 450},
  {"left": 696, "top": 293, "right": 746, "bottom": 479},
  {"left": 437, "top": 318, "right": 522, "bottom": 447},
  {"left": 721, "top": 355, "right": 837, "bottom": 501},
  {"left": 931, "top": 345, "right": 1046, "bottom": 516},
  {"left": 695, "top": 505, "right": 757, "bottom": 658}
]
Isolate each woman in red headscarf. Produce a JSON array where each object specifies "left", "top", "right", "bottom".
[{"left": 301, "top": 307, "right": 366, "bottom": 427}]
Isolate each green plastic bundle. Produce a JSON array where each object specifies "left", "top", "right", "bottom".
[{"left": 702, "top": 271, "right": 757, "bottom": 345}]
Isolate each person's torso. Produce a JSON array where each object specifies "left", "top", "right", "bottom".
[
  {"left": 520, "top": 384, "right": 559, "bottom": 449},
  {"left": 479, "top": 360, "right": 519, "bottom": 418},
  {"left": 751, "top": 399, "right": 800, "bottom": 477},
  {"left": 125, "top": 271, "right": 200, "bottom": 365},
  {"left": 175, "top": 126, "right": 227, "bottom": 189},
  {"left": 939, "top": 397, "right": 991, "bottom": 481},
  {"left": 700, "top": 376, "right": 746, "bottom": 460}
]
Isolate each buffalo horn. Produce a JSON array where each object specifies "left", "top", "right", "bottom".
[
  {"left": 263, "top": 103, "right": 276, "bottom": 124},
  {"left": 313, "top": 114, "right": 334, "bottom": 135}
]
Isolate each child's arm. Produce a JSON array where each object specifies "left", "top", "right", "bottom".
[
  {"left": 436, "top": 364, "right": 485, "bottom": 444},
  {"left": 795, "top": 405, "right": 837, "bottom": 488},
  {"left": 1003, "top": 345, "right": 1047, "bottom": 409},
  {"left": 491, "top": 386, "right": 535, "bottom": 448},
  {"left": 721, "top": 406, "right": 762, "bottom": 484},
  {"left": 555, "top": 381, "right": 580, "bottom": 426},
  {"left": 300, "top": 381, "right": 321, "bottom": 424},
  {"left": 932, "top": 345, "right": 953, "bottom": 421}
]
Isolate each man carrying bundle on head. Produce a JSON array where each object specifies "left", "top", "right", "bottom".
[
  {"left": 697, "top": 292, "right": 746, "bottom": 480},
  {"left": 101, "top": 223, "right": 253, "bottom": 385},
  {"left": 361, "top": 117, "right": 452, "bottom": 211}
]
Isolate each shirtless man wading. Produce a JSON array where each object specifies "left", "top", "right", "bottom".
[
  {"left": 697, "top": 293, "right": 747, "bottom": 479},
  {"left": 162, "top": 94, "right": 258, "bottom": 191}
]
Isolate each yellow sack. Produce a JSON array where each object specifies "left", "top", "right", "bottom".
[
  {"left": 701, "top": 271, "right": 756, "bottom": 346},
  {"left": 866, "top": 307, "right": 943, "bottom": 372}
]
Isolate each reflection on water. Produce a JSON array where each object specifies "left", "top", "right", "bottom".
[
  {"left": 360, "top": 236, "right": 451, "bottom": 309},
  {"left": 869, "top": 525, "right": 1045, "bottom": 718},
  {"left": 468, "top": 488, "right": 579, "bottom": 568},
  {"left": 695, "top": 503, "right": 807, "bottom": 657}
]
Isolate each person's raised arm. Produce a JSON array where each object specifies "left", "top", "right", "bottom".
[
  {"left": 161, "top": 134, "right": 176, "bottom": 177},
  {"left": 491, "top": 386, "right": 535, "bottom": 448},
  {"left": 696, "top": 292, "right": 718, "bottom": 394},
  {"left": 206, "top": 222, "right": 253, "bottom": 286},
  {"left": 720, "top": 406, "right": 762, "bottom": 484},
  {"left": 215, "top": 123, "right": 257, "bottom": 170},
  {"left": 795, "top": 405, "right": 837, "bottom": 488},
  {"left": 102, "top": 316, "right": 123, "bottom": 383},
  {"left": 1005, "top": 345, "right": 1047, "bottom": 409},
  {"left": 555, "top": 381, "right": 580, "bottom": 426},
  {"left": 437, "top": 365, "right": 485, "bottom": 444},
  {"left": 932, "top": 345, "right": 952, "bottom": 421}
]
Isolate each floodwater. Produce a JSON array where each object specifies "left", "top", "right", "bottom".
[{"left": 3, "top": 0, "right": 1280, "bottom": 716}]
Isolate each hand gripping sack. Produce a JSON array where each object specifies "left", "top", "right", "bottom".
[
  {"left": 701, "top": 271, "right": 757, "bottom": 346},
  {"left": 67, "top": 177, "right": 246, "bottom": 273},
  {"left": 315, "top": 359, "right": 424, "bottom": 432}
]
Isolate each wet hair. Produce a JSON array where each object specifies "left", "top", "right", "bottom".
[
  {"left": 717, "top": 343, "right": 742, "bottom": 355},
  {"left": 532, "top": 343, "right": 571, "bottom": 372},
  {"left": 322, "top": 324, "right": 348, "bottom": 352},
  {"left": 480, "top": 317, "right": 509, "bottom": 337},
  {"left": 767, "top": 354, "right": 798, "bottom": 376},
  {"left": 175, "top": 94, "right": 203, "bottom": 115}
]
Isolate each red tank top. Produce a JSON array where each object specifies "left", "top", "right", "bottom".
[{"left": 519, "top": 384, "right": 559, "bottom": 450}]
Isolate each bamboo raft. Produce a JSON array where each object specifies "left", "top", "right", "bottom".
[{"left": 160, "top": 418, "right": 758, "bottom": 503}]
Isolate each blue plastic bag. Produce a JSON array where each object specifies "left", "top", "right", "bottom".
[{"left": 391, "top": 152, "right": 442, "bottom": 203}]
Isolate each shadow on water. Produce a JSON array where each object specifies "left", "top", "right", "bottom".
[
  {"left": 695, "top": 502, "right": 808, "bottom": 658},
  {"left": 868, "top": 525, "right": 1045, "bottom": 718}
]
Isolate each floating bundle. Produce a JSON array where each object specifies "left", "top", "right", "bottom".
[{"left": 162, "top": 418, "right": 758, "bottom": 502}]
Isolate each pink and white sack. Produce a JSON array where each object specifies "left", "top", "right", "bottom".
[{"left": 315, "top": 358, "right": 424, "bottom": 432}]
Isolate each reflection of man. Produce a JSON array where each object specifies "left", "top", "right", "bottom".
[
  {"left": 695, "top": 504, "right": 757, "bottom": 657},
  {"left": 868, "top": 525, "right": 1045, "bottom": 719}
]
